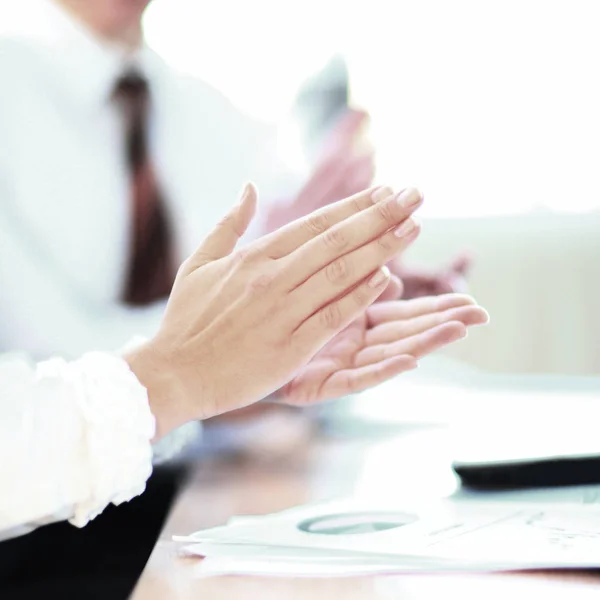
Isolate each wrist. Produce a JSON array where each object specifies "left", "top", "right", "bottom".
[{"left": 124, "top": 341, "right": 190, "bottom": 441}]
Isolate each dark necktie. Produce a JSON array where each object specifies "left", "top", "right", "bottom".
[{"left": 113, "top": 72, "right": 175, "bottom": 306}]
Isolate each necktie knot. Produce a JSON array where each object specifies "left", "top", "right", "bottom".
[
  {"left": 113, "top": 71, "right": 150, "bottom": 169},
  {"left": 113, "top": 71, "right": 149, "bottom": 105}
]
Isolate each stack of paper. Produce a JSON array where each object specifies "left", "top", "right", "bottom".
[{"left": 173, "top": 497, "right": 600, "bottom": 577}]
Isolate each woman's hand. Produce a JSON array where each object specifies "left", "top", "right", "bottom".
[
  {"left": 391, "top": 254, "right": 472, "bottom": 299},
  {"left": 126, "top": 183, "right": 424, "bottom": 438},
  {"left": 280, "top": 293, "right": 488, "bottom": 404}
]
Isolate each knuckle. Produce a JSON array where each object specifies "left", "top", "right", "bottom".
[
  {"left": 217, "top": 210, "right": 244, "bottom": 237},
  {"left": 280, "top": 377, "right": 314, "bottom": 406},
  {"left": 217, "top": 213, "right": 235, "bottom": 231},
  {"left": 351, "top": 195, "right": 364, "bottom": 213},
  {"left": 179, "top": 252, "right": 210, "bottom": 276},
  {"left": 353, "top": 284, "right": 369, "bottom": 307},
  {"left": 375, "top": 198, "right": 397, "bottom": 224},
  {"left": 322, "top": 226, "right": 348, "bottom": 252},
  {"left": 304, "top": 212, "right": 329, "bottom": 236},
  {"left": 176, "top": 258, "right": 191, "bottom": 278},
  {"left": 269, "top": 294, "right": 289, "bottom": 320},
  {"left": 377, "top": 186, "right": 395, "bottom": 200},
  {"left": 231, "top": 247, "right": 253, "bottom": 267},
  {"left": 249, "top": 272, "right": 274, "bottom": 294},
  {"left": 377, "top": 232, "right": 395, "bottom": 252},
  {"left": 320, "top": 302, "right": 343, "bottom": 330},
  {"left": 342, "top": 371, "right": 355, "bottom": 393},
  {"left": 325, "top": 257, "right": 351, "bottom": 284}
]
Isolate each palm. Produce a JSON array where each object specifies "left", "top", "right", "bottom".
[
  {"left": 281, "top": 313, "right": 381, "bottom": 405},
  {"left": 280, "top": 293, "right": 488, "bottom": 406}
]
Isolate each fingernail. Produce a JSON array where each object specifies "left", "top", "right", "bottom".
[
  {"left": 368, "top": 265, "right": 390, "bottom": 288},
  {"left": 238, "top": 182, "right": 251, "bottom": 205},
  {"left": 394, "top": 217, "right": 418, "bottom": 238},
  {"left": 371, "top": 186, "right": 394, "bottom": 203},
  {"left": 396, "top": 188, "right": 422, "bottom": 210}
]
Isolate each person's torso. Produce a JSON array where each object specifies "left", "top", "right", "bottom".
[{"left": 0, "top": 37, "right": 265, "bottom": 307}]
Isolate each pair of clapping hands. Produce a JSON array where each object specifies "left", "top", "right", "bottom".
[
  {"left": 265, "top": 109, "right": 470, "bottom": 299},
  {"left": 126, "top": 184, "right": 488, "bottom": 440}
]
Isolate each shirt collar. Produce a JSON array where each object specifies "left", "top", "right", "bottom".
[{"left": 12, "top": 0, "right": 162, "bottom": 110}]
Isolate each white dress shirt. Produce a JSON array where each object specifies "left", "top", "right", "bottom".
[
  {"left": 0, "top": 0, "right": 294, "bottom": 538},
  {"left": 0, "top": 350, "right": 155, "bottom": 541},
  {"left": 0, "top": 0, "right": 284, "bottom": 360}
]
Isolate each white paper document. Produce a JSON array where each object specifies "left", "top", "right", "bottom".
[{"left": 175, "top": 497, "right": 600, "bottom": 576}]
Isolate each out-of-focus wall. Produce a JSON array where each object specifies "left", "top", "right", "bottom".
[{"left": 406, "top": 211, "right": 600, "bottom": 375}]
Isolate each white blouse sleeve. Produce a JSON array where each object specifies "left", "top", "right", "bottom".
[{"left": 0, "top": 351, "right": 155, "bottom": 541}]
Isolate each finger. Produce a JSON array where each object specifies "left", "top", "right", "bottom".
[
  {"left": 367, "top": 293, "right": 477, "bottom": 326},
  {"left": 366, "top": 305, "right": 489, "bottom": 346},
  {"left": 185, "top": 183, "right": 257, "bottom": 271},
  {"left": 294, "top": 266, "right": 391, "bottom": 349},
  {"left": 354, "top": 321, "right": 467, "bottom": 367},
  {"left": 318, "top": 355, "right": 418, "bottom": 400},
  {"left": 281, "top": 187, "right": 423, "bottom": 288},
  {"left": 258, "top": 185, "right": 382, "bottom": 258},
  {"left": 288, "top": 217, "right": 420, "bottom": 318},
  {"left": 378, "top": 274, "right": 404, "bottom": 302}
]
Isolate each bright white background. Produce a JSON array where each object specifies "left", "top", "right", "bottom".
[
  {"left": 1, "top": 0, "right": 598, "bottom": 373},
  {"left": 145, "top": 0, "right": 600, "bottom": 218},
  {"left": 145, "top": 1, "right": 600, "bottom": 376}
]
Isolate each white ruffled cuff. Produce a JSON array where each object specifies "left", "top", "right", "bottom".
[{"left": 41, "top": 352, "right": 155, "bottom": 528}]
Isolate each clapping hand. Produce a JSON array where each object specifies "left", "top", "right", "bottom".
[
  {"left": 281, "top": 293, "right": 487, "bottom": 405},
  {"left": 127, "top": 184, "right": 428, "bottom": 437}
]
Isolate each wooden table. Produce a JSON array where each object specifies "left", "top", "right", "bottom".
[{"left": 132, "top": 428, "right": 600, "bottom": 599}]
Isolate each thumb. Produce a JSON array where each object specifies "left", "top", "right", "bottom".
[
  {"left": 187, "top": 183, "right": 258, "bottom": 271},
  {"left": 448, "top": 252, "right": 472, "bottom": 276}
]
